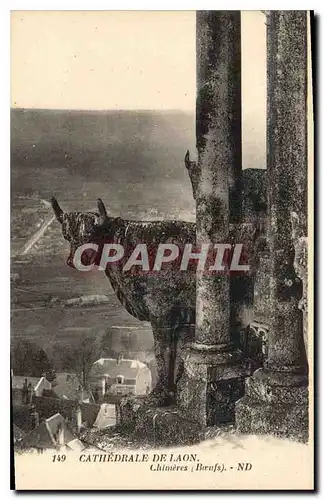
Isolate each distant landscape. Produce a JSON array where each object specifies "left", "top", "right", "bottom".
[
  {"left": 11, "top": 108, "right": 196, "bottom": 367},
  {"left": 11, "top": 107, "right": 265, "bottom": 373}
]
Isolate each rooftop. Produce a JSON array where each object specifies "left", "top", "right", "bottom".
[
  {"left": 19, "top": 413, "right": 81, "bottom": 450},
  {"left": 13, "top": 424, "right": 26, "bottom": 442},
  {"left": 52, "top": 372, "right": 90, "bottom": 401},
  {"left": 91, "top": 358, "right": 147, "bottom": 380},
  {"left": 12, "top": 375, "right": 42, "bottom": 390}
]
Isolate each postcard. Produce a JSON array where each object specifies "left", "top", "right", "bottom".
[{"left": 11, "top": 10, "right": 314, "bottom": 490}]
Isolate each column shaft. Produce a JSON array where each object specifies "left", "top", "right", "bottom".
[
  {"left": 177, "top": 11, "right": 246, "bottom": 428},
  {"left": 266, "top": 10, "right": 308, "bottom": 374},
  {"left": 195, "top": 11, "right": 242, "bottom": 347},
  {"left": 235, "top": 11, "right": 309, "bottom": 441}
]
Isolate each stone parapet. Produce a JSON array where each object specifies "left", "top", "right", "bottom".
[
  {"left": 177, "top": 345, "right": 249, "bottom": 427},
  {"left": 119, "top": 395, "right": 202, "bottom": 447},
  {"left": 236, "top": 369, "right": 308, "bottom": 442}
]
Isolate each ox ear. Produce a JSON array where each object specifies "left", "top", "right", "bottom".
[
  {"left": 184, "top": 150, "right": 190, "bottom": 169},
  {"left": 51, "top": 197, "right": 64, "bottom": 224},
  {"left": 97, "top": 198, "right": 108, "bottom": 224}
]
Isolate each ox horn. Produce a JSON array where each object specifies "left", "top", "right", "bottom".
[
  {"left": 184, "top": 150, "right": 190, "bottom": 168},
  {"left": 51, "top": 197, "right": 64, "bottom": 224},
  {"left": 97, "top": 198, "right": 108, "bottom": 223}
]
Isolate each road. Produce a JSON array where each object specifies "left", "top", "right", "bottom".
[{"left": 20, "top": 215, "right": 56, "bottom": 255}]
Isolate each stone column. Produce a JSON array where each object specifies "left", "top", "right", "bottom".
[
  {"left": 236, "top": 11, "right": 309, "bottom": 441},
  {"left": 194, "top": 10, "right": 242, "bottom": 348},
  {"left": 178, "top": 11, "right": 247, "bottom": 427}
]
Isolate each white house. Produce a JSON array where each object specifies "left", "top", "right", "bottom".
[{"left": 90, "top": 357, "right": 152, "bottom": 398}]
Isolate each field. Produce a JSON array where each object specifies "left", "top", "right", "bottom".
[{"left": 11, "top": 108, "right": 196, "bottom": 362}]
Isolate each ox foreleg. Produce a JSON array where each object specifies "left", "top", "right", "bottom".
[{"left": 150, "top": 322, "right": 179, "bottom": 406}]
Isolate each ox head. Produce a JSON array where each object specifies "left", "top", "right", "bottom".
[{"left": 51, "top": 197, "right": 109, "bottom": 268}]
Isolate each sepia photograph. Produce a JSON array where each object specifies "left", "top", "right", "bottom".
[{"left": 10, "top": 9, "right": 314, "bottom": 490}]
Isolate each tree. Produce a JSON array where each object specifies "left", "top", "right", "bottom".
[
  {"left": 100, "top": 328, "right": 138, "bottom": 359},
  {"left": 119, "top": 331, "right": 137, "bottom": 357},
  {"left": 53, "top": 335, "right": 101, "bottom": 390},
  {"left": 11, "top": 339, "right": 55, "bottom": 379},
  {"left": 100, "top": 328, "right": 118, "bottom": 358}
]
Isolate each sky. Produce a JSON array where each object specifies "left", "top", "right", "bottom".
[
  {"left": 11, "top": 11, "right": 266, "bottom": 111},
  {"left": 11, "top": 11, "right": 196, "bottom": 111},
  {"left": 11, "top": 10, "right": 266, "bottom": 166}
]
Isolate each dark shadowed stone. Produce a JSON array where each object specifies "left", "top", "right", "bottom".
[
  {"left": 177, "top": 346, "right": 247, "bottom": 427},
  {"left": 253, "top": 255, "right": 271, "bottom": 322},
  {"left": 242, "top": 169, "right": 267, "bottom": 221},
  {"left": 236, "top": 370, "right": 308, "bottom": 442},
  {"left": 119, "top": 395, "right": 201, "bottom": 447}
]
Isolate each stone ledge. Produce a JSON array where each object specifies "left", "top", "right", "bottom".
[
  {"left": 182, "top": 344, "right": 243, "bottom": 372},
  {"left": 245, "top": 370, "right": 309, "bottom": 404},
  {"left": 181, "top": 345, "right": 248, "bottom": 381},
  {"left": 177, "top": 345, "right": 249, "bottom": 427},
  {"left": 235, "top": 395, "right": 308, "bottom": 442},
  {"left": 119, "top": 396, "right": 202, "bottom": 447},
  {"left": 235, "top": 368, "right": 309, "bottom": 441}
]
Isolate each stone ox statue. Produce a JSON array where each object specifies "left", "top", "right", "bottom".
[{"left": 52, "top": 157, "right": 266, "bottom": 406}]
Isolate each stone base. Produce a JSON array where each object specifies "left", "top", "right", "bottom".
[
  {"left": 119, "top": 395, "right": 202, "bottom": 447},
  {"left": 177, "top": 344, "right": 249, "bottom": 427},
  {"left": 235, "top": 369, "right": 309, "bottom": 442}
]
